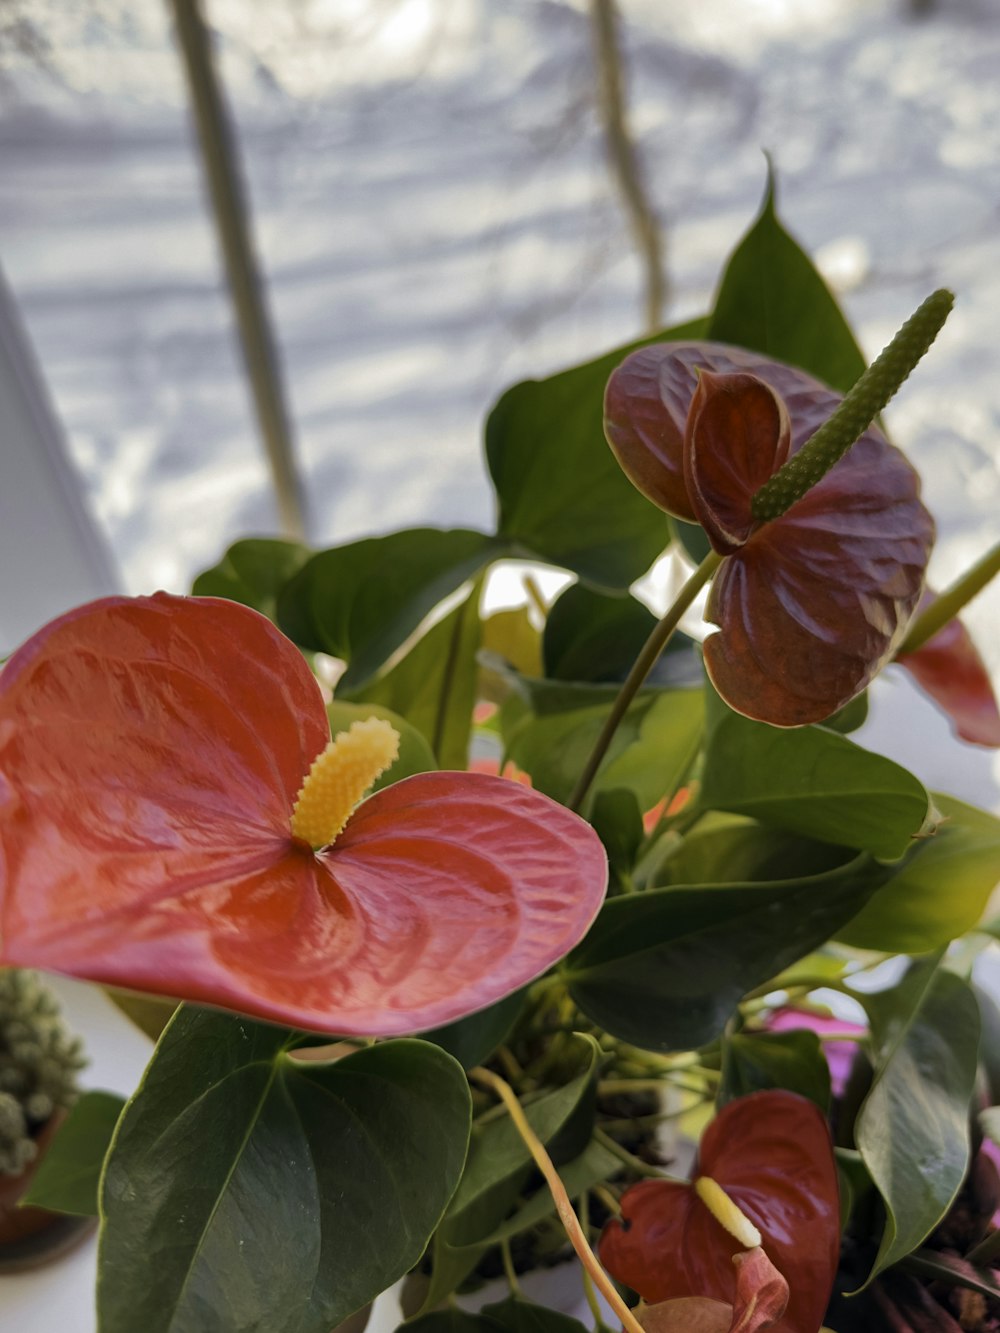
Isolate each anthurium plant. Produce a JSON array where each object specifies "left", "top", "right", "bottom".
[{"left": 3, "top": 177, "right": 1000, "bottom": 1333}]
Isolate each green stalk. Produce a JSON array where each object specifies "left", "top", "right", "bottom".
[
  {"left": 568, "top": 549, "right": 722, "bottom": 812},
  {"left": 751, "top": 289, "right": 953, "bottom": 522},
  {"left": 898, "top": 539, "right": 1000, "bottom": 655}
]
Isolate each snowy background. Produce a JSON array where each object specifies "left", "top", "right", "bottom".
[{"left": 1, "top": 2, "right": 1000, "bottom": 1325}]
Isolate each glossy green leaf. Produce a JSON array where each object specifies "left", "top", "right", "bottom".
[
  {"left": 701, "top": 702, "right": 934, "bottom": 860},
  {"left": 192, "top": 538, "right": 310, "bottom": 622},
  {"left": 481, "top": 1296, "right": 590, "bottom": 1333},
  {"left": 566, "top": 852, "right": 885, "bottom": 1051},
  {"left": 854, "top": 960, "right": 979, "bottom": 1286},
  {"left": 505, "top": 688, "right": 703, "bottom": 814},
  {"left": 720, "top": 1031, "right": 831, "bottom": 1111},
  {"left": 708, "top": 167, "right": 866, "bottom": 393},
  {"left": 23, "top": 1090, "right": 125, "bottom": 1216},
  {"left": 836, "top": 795, "right": 1000, "bottom": 952},
  {"left": 277, "top": 528, "right": 495, "bottom": 690},
  {"left": 485, "top": 320, "right": 706, "bottom": 589},
  {"left": 326, "top": 700, "right": 437, "bottom": 791},
  {"left": 541, "top": 584, "right": 699, "bottom": 695},
  {"left": 425, "top": 989, "right": 526, "bottom": 1071},
  {"left": 349, "top": 581, "right": 482, "bottom": 768},
  {"left": 98, "top": 1009, "right": 471, "bottom": 1333}
]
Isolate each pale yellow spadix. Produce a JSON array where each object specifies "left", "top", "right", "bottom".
[
  {"left": 694, "top": 1175, "right": 762, "bottom": 1250},
  {"left": 290, "top": 717, "right": 400, "bottom": 849}
]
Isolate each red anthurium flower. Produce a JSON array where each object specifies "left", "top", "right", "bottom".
[
  {"left": 0, "top": 594, "right": 607, "bottom": 1036},
  {"left": 895, "top": 592, "right": 1000, "bottom": 747},
  {"left": 599, "top": 1090, "right": 840, "bottom": 1333},
  {"left": 605, "top": 343, "right": 934, "bottom": 725}
]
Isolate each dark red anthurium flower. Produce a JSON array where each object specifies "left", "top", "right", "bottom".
[
  {"left": 0, "top": 594, "right": 607, "bottom": 1036},
  {"left": 605, "top": 343, "right": 935, "bottom": 726},
  {"left": 599, "top": 1090, "right": 840, "bottom": 1333},
  {"left": 895, "top": 592, "right": 1000, "bottom": 747}
]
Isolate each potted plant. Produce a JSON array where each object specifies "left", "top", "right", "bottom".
[
  {"left": 1, "top": 177, "right": 999, "bottom": 1332},
  {"left": 0, "top": 968, "right": 89, "bottom": 1270}
]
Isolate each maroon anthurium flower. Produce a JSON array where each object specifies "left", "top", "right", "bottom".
[
  {"left": 599, "top": 1090, "right": 840, "bottom": 1333},
  {"left": 895, "top": 593, "right": 1000, "bottom": 747},
  {"left": 0, "top": 594, "right": 607, "bottom": 1035},
  {"left": 605, "top": 343, "right": 934, "bottom": 726}
]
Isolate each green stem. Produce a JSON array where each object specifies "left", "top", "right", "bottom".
[
  {"left": 897, "top": 539, "right": 1000, "bottom": 655},
  {"left": 568, "top": 550, "right": 723, "bottom": 812},
  {"left": 500, "top": 1236, "right": 522, "bottom": 1296}
]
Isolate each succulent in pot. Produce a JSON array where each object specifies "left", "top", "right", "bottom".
[{"left": 0, "top": 968, "right": 88, "bottom": 1268}]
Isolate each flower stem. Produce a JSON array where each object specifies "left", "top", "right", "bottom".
[
  {"left": 897, "top": 539, "right": 1000, "bottom": 655},
  {"left": 751, "top": 288, "right": 954, "bottom": 522},
  {"left": 568, "top": 550, "right": 723, "bottom": 813},
  {"left": 469, "top": 1066, "right": 646, "bottom": 1333}
]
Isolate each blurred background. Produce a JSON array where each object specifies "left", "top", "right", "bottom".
[{"left": 0, "top": 0, "right": 997, "bottom": 592}]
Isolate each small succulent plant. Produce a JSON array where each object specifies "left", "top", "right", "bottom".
[{"left": 0, "top": 969, "right": 85, "bottom": 1177}]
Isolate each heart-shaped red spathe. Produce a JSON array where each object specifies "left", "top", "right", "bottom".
[
  {"left": 605, "top": 343, "right": 935, "bottom": 726},
  {"left": 0, "top": 594, "right": 608, "bottom": 1035},
  {"left": 682, "top": 370, "right": 792, "bottom": 556},
  {"left": 895, "top": 592, "right": 1000, "bottom": 747},
  {"left": 599, "top": 1090, "right": 840, "bottom": 1333}
]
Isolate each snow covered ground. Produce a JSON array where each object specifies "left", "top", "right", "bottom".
[{"left": 1, "top": 4, "right": 1000, "bottom": 1326}]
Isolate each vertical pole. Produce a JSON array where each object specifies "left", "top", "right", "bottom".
[
  {"left": 169, "top": 0, "right": 307, "bottom": 540},
  {"left": 590, "top": 0, "right": 667, "bottom": 333}
]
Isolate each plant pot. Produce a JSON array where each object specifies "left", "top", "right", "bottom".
[{"left": 0, "top": 1110, "right": 95, "bottom": 1273}]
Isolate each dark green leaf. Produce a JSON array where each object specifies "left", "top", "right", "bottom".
[
  {"left": 486, "top": 320, "right": 706, "bottom": 589},
  {"left": 720, "top": 1031, "right": 831, "bottom": 1110},
  {"left": 277, "top": 528, "right": 495, "bottom": 690},
  {"left": 708, "top": 166, "right": 866, "bottom": 393},
  {"left": 836, "top": 795, "right": 1000, "bottom": 952},
  {"left": 589, "top": 789, "right": 645, "bottom": 887},
  {"left": 192, "top": 539, "right": 310, "bottom": 622},
  {"left": 854, "top": 961, "right": 979, "bottom": 1285},
  {"left": 425, "top": 990, "right": 526, "bottom": 1071},
  {"left": 349, "top": 581, "right": 482, "bottom": 768},
  {"left": 481, "top": 1296, "right": 590, "bottom": 1333},
  {"left": 566, "top": 852, "right": 886, "bottom": 1051},
  {"left": 701, "top": 702, "right": 934, "bottom": 860},
  {"left": 543, "top": 585, "right": 695, "bottom": 686},
  {"left": 23, "top": 1090, "right": 125, "bottom": 1216},
  {"left": 326, "top": 700, "right": 437, "bottom": 792},
  {"left": 98, "top": 1009, "right": 471, "bottom": 1333}
]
